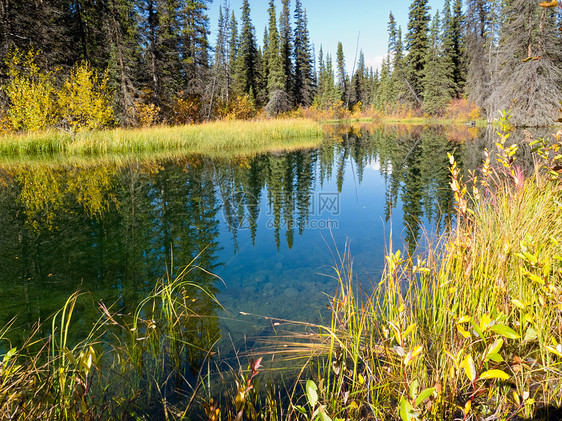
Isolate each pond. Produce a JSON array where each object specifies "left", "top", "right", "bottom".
[{"left": 0, "top": 123, "right": 488, "bottom": 357}]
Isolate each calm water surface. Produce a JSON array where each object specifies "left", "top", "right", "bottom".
[{"left": 0, "top": 124, "right": 483, "bottom": 353}]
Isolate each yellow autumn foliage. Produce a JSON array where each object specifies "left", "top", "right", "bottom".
[
  {"left": 3, "top": 49, "right": 57, "bottom": 131},
  {"left": 225, "top": 94, "right": 257, "bottom": 120},
  {"left": 58, "top": 62, "right": 114, "bottom": 132},
  {"left": 2, "top": 49, "right": 114, "bottom": 133}
]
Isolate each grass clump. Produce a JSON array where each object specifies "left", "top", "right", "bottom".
[
  {"left": 290, "top": 127, "right": 562, "bottom": 420},
  {"left": 0, "top": 258, "right": 223, "bottom": 420},
  {"left": 0, "top": 118, "right": 322, "bottom": 159}
]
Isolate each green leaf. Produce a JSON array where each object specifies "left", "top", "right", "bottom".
[
  {"left": 524, "top": 327, "right": 538, "bottom": 342},
  {"left": 306, "top": 380, "right": 318, "bottom": 408},
  {"left": 480, "top": 369, "right": 510, "bottom": 381},
  {"left": 485, "top": 353, "right": 504, "bottom": 363},
  {"left": 318, "top": 407, "right": 333, "bottom": 421},
  {"left": 399, "top": 397, "right": 414, "bottom": 421},
  {"left": 484, "top": 339, "right": 504, "bottom": 362},
  {"left": 294, "top": 405, "right": 307, "bottom": 414},
  {"left": 409, "top": 380, "right": 419, "bottom": 400},
  {"left": 470, "top": 320, "right": 484, "bottom": 339},
  {"left": 490, "top": 325, "right": 520, "bottom": 339},
  {"left": 415, "top": 388, "right": 435, "bottom": 407},
  {"left": 63, "top": 347, "right": 78, "bottom": 367},
  {"left": 2, "top": 347, "right": 17, "bottom": 364}
]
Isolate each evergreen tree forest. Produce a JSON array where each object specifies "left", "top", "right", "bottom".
[{"left": 0, "top": 0, "right": 560, "bottom": 130}]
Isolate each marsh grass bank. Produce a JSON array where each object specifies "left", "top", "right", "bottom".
[{"left": 0, "top": 118, "right": 322, "bottom": 159}]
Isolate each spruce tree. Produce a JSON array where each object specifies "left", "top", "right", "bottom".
[
  {"left": 266, "top": 0, "right": 284, "bottom": 94},
  {"left": 262, "top": 26, "right": 270, "bottom": 97},
  {"left": 313, "top": 45, "right": 326, "bottom": 107},
  {"left": 293, "top": 0, "right": 314, "bottom": 106},
  {"left": 350, "top": 50, "right": 366, "bottom": 107},
  {"left": 325, "top": 53, "right": 340, "bottom": 106},
  {"left": 377, "top": 56, "right": 392, "bottom": 110},
  {"left": 387, "top": 12, "right": 398, "bottom": 102},
  {"left": 255, "top": 44, "right": 267, "bottom": 105},
  {"left": 279, "top": 0, "right": 293, "bottom": 99},
  {"left": 385, "top": 12, "right": 408, "bottom": 107},
  {"left": 448, "top": 0, "right": 465, "bottom": 97},
  {"left": 106, "top": 0, "right": 142, "bottom": 125},
  {"left": 213, "top": 3, "right": 230, "bottom": 104},
  {"left": 235, "top": 0, "right": 258, "bottom": 100},
  {"left": 179, "top": 0, "right": 211, "bottom": 97},
  {"left": 228, "top": 11, "right": 238, "bottom": 101},
  {"left": 405, "top": 0, "right": 431, "bottom": 99},
  {"left": 314, "top": 47, "right": 339, "bottom": 108},
  {"left": 441, "top": 0, "right": 456, "bottom": 94},
  {"left": 423, "top": 12, "right": 451, "bottom": 115},
  {"left": 139, "top": 0, "right": 184, "bottom": 115},
  {"left": 336, "top": 42, "right": 347, "bottom": 104},
  {"left": 264, "top": 1, "right": 289, "bottom": 115}
]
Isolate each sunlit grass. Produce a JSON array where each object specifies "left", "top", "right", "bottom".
[{"left": 0, "top": 118, "right": 322, "bottom": 159}]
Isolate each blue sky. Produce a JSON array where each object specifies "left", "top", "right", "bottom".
[{"left": 207, "top": 0, "right": 448, "bottom": 73}]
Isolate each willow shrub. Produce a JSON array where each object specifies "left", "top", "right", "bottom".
[
  {"left": 3, "top": 49, "right": 114, "bottom": 133},
  {"left": 4, "top": 49, "right": 58, "bottom": 131},
  {"left": 57, "top": 62, "right": 114, "bottom": 132}
]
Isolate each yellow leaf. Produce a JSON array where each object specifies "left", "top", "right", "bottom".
[
  {"left": 545, "top": 345, "right": 562, "bottom": 358},
  {"left": 462, "top": 355, "right": 477, "bottom": 382},
  {"left": 464, "top": 400, "right": 471, "bottom": 415},
  {"left": 458, "top": 315, "right": 472, "bottom": 323},
  {"left": 539, "top": 0, "right": 558, "bottom": 7},
  {"left": 484, "top": 338, "right": 504, "bottom": 362},
  {"left": 511, "top": 299, "right": 525, "bottom": 309},
  {"left": 457, "top": 324, "right": 471, "bottom": 338},
  {"left": 480, "top": 314, "right": 491, "bottom": 331},
  {"left": 411, "top": 345, "right": 423, "bottom": 359},
  {"left": 480, "top": 369, "right": 510, "bottom": 380},
  {"left": 513, "top": 391, "right": 520, "bottom": 405},
  {"left": 523, "top": 270, "right": 545, "bottom": 285}
]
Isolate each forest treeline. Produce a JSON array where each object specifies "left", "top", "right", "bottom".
[{"left": 0, "top": 0, "right": 560, "bottom": 131}]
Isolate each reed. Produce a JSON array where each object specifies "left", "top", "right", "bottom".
[{"left": 0, "top": 118, "right": 322, "bottom": 159}]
